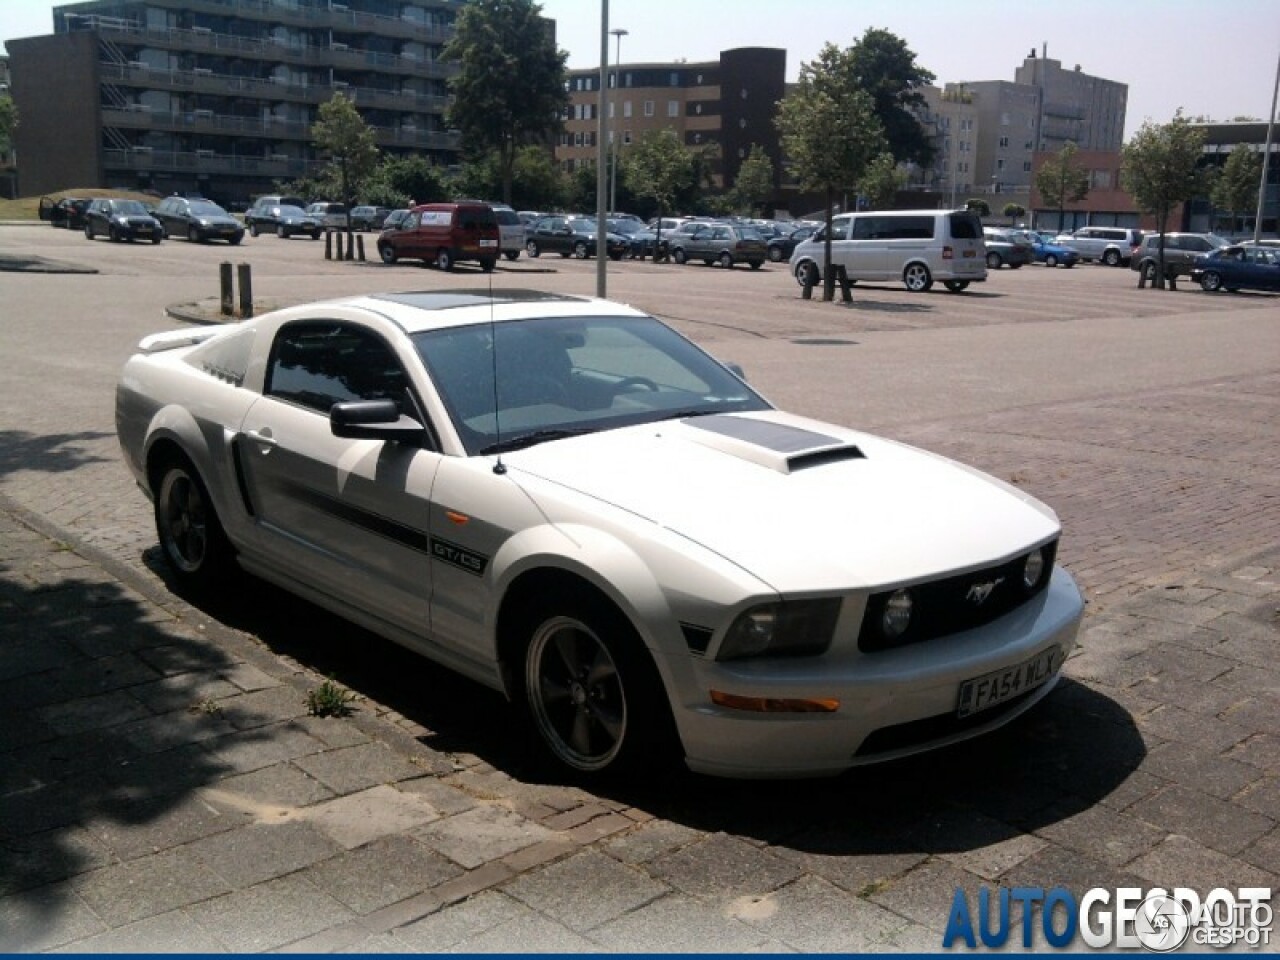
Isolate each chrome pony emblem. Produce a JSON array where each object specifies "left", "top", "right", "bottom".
[{"left": 965, "top": 577, "right": 1004, "bottom": 606}]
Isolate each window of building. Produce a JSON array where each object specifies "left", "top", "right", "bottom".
[
  {"left": 1022, "top": 161, "right": 1032, "bottom": 172},
  {"left": 623, "top": 101, "right": 632, "bottom": 118},
  {"left": 1001, "top": 112, "right": 1010, "bottom": 126},
  {"left": 670, "top": 71, "right": 679, "bottom": 86},
  {"left": 996, "top": 158, "right": 1005, "bottom": 170},
  {"left": 999, "top": 136, "right": 1009, "bottom": 148},
  {"left": 624, "top": 129, "right": 632, "bottom": 145},
  {"left": 667, "top": 100, "right": 678, "bottom": 117},
  {"left": 644, "top": 100, "right": 654, "bottom": 117}
]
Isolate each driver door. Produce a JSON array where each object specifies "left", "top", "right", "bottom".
[{"left": 237, "top": 320, "right": 439, "bottom": 638}]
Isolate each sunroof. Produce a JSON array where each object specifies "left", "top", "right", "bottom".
[{"left": 371, "top": 290, "right": 587, "bottom": 311}]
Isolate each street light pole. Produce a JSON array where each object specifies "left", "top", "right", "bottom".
[
  {"left": 609, "top": 28, "right": 628, "bottom": 216},
  {"left": 595, "top": 0, "right": 609, "bottom": 297}
]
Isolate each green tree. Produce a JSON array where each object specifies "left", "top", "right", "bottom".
[
  {"left": 846, "top": 28, "right": 935, "bottom": 167},
  {"left": 1034, "top": 141, "right": 1090, "bottom": 232},
  {"left": 1121, "top": 111, "right": 1207, "bottom": 289},
  {"left": 1210, "top": 143, "right": 1262, "bottom": 235},
  {"left": 444, "top": 0, "right": 568, "bottom": 204},
  {"left": 965, "top": 198, "right": 990, "bottom": 217},
  {"left": 1002, "top": 202, "right": 1026, "bottom": 226},
  {"left": 775, "top": 43, "right": 885, "bottom": 299},
  {"left": 860, "top": 151, "right": 907, "bottom": 210},
  {"left": 367, "top": 154, "right": 448, "bottom": 208},
  {"left": 623, "top": 129, "right": 694, "bottom": 258},
  {"left": 311, "top": 93, "right": 380, "bottom": 234},
  {"left": 730, "top": 145, "right": 775, "bottom": 215},
  {"left": 511, "top": 145, "right": 568, "bottom": 210},
  {"left": 0, "top": 94, "right": 17, "bottom": 156}
]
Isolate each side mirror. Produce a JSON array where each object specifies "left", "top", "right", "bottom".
[{"left": 330, "top": 399, "right": 425, "bottom": 442}]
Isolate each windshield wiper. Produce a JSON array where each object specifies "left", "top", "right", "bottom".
[
  {"left": 656, "top": 409, "right": 720, "bottom": 422},
  {"left": 480, "top": 428, "right": 594, "bottom": 455}
]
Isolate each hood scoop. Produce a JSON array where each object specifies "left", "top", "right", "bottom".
[{"left": 682, "top": 414, "right": 864, "bottom": 474}]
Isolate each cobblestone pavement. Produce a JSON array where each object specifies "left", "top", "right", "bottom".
[{"left": 1, "top": 238, "right": 1277, "bottom": 950}]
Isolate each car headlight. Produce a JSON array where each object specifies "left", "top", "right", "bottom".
[
  {"left": 881, "top": 588, "right": 913, "bottom": 638},
  {"left": 1022, "top": 548, "right": 1046, "bottom": 590},
  {"left": 717, "top": 598, "right": 840, "bottom": 661}
]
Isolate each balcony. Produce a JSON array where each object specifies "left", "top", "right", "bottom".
[{"left": 103, "top": 146, "right": 322, "bottom": 178}]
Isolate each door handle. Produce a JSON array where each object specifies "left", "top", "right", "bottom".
[{"left": 244, "top": 429, "right": 278, "bottom": 449}]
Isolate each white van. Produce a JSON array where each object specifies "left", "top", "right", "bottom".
[{"left": 789, "top": 209, "right": 987, "bottom": 292}]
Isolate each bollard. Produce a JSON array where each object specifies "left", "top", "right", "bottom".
[
  {"left": 801, "top": 270, "right": 814, "bottom": 300},
  {"left": 356, "top": 234, "right": 365, "bottom": 261},
  {"left": 324, "top": 230, "right": 333, "bottom": 260},
  {"left": 219, "top": 262, "right": 234, "bottom": 316},
  {"left": 345, "top": 231, "right": 355, "bottom": 261},
  {"left": 237, "top": 262, "right": 253, "bottom": 319},
  {"left": 1137, "top": 264, "right": 1147, "bottom": 288},
  {"left": 835, "top": 265, "right": 852, "bottom": 303}
]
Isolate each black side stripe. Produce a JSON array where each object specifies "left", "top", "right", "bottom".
[{"left": 281, "top": 480, "right": 431, "bottom": 553}]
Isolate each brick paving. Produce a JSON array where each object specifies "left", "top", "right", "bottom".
[{"left": 0, "top": 242, "right": 1277, "bottom": 950}]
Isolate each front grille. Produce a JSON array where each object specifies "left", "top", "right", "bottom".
[{"left": 857, "top": 540, "right": 1057, "bottom": 653}]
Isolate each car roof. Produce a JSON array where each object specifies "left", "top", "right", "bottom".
[{"left": 305, "top": 289, "right": 649, "bottom": 335}]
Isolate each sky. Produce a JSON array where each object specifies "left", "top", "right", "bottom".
[{"left": 2, "top": 0, "right": 1277, "bottom": 140}]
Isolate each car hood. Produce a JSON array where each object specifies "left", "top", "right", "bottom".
[
  {"left": 507, "top": 411, "right": 1060, "bottom": 593},
  {"left": 196, "top": 215, "right": 239, "bottom": 226}
]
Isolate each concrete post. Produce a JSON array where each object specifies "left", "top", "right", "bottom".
[{"left": 237, "top": 263, "right": 253, "bottom": 319}]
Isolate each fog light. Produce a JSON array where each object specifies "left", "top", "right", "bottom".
[
  {"left": 1023, "top": 548, "right": 1046, "bottom": 589},
  {"left": 881, "top": 589, "right": 912, "bottom": 638}
]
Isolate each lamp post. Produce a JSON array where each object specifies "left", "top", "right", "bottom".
[
  {"left": 609, "top": 28, "right": 628, "bottom": 216},
  {"left": 595, "top": 0, "right": 608, "bottom": 297}
]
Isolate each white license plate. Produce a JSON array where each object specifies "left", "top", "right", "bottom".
[
  {"left": 479, "top": 238, "right": 497, "bottom": 247},
  {"left": 957, "top": 647, "right": 1061, "bottom": 718}
]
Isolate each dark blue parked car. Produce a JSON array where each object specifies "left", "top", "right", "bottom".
[{"left": 1191, "top": 246, "right": 1280, "bottom": 293}]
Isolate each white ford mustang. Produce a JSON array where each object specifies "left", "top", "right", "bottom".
[{"left": 116, "top": 290, "right": 1084, "bottom": 778}]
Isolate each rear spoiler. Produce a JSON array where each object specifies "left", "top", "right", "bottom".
[{"left": 137, "top": 326, "right": 225, "bottom": 354}]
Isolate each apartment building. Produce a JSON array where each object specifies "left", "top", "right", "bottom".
[
  {"left": 913, "top": 83, "right": 982, "bottom": 204},
  {"left": 7, "top": 0, "right": 464, "bottom": 205},
  {"left": 558, "top": 47, "right": 786, "bottom": 194},
  {"left": 1015, "top": 50, "right": 1127, "bottom": 154}
]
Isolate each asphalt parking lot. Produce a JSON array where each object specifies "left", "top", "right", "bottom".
[{"left": 1, "top": 223, "right": 1278, "bottom": 951}]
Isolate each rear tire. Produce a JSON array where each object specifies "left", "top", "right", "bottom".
[
  {"left": 1103, "top": 249, "right": 1122, "bottom": 267},
  {"left": 673, "top": 248, "right": 688, "bottom": 265},
  {"left": 943, "top": 280, "right": 969, "bottom": 292},
  {"left": 379, "top": 244, "right": 397, "bottom": 264},
  {"left": 794, "top": 260, "right": 819, "bottom": 287},
  {"left": 250, "top": 223, "right": 260, "bottom": 237},
  {"left": 768, "top": 245, "right": 784, "bottom": 262},
  {"left": 504, "top": 250, "right": 520, "bottom": 261},
  {"left": 188, "top": 226, "right": 200, "bottom": 243},
  {"left": 153, "top": 456, "right": 235, "bottom": 593},
  {"left": 526, "top": 240, "right": 540, "bottom": 258},
  {"left": 277, "top": 224, "right": 287, "bottom": 239},
  {"left": 1045, "top": 254, "right": 1058, "bottom": 268},
  {"left": 436, "top": 248, "right": 454, "bottom": 271},
  {"left": 573, "top": 241, "right": 588, "bottom": 259},
  {"left": 718, "top": 252, "right": 733, "bottom": 269},
  {"left": 986, "top": 251, "right": 1003, "bottom": 269}
]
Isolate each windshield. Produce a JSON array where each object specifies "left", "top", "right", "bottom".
[
  {"left": 112, "top": 200, "right": 149, "bottom": 215},
  {"left": 414, "top": 314, "right": 770, "bottom": 456},
  {"left": 609, "top": 220, "right": 642, "bottom": 235},
  {"left": 189, "top": 201, "right": 227, "bottom": 217},
  {"left": 276, "top": 205, "right": 307, "bottom": 217}
]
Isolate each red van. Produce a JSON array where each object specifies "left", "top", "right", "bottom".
[{"left": 376, "top": 202, "right": 500, "bottom": 271}]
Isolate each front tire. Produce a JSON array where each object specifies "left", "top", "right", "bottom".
[
  {"left": 504, "top": 250, "right": 520, "bottom": 261},
  {"left": 1103, "top": 249, "right": 1122, "bottom": 267},
  {"left": 250, "top": 222, "right": 260, "bottom": 237},
  {"left": 718, "top": 252, "right": 733, "bottom": 269},
  {"left": 794, "top": 260, "right": 819, "bottom": 287},
  {"left": 672, "top": 247, "right": 688, "bottom": 265},
  {"left": 436, "top": 248, "right": 454, "bottom": 271},
  {"left": 526, "top": 239, "right": 540, "bottom": 258},
  {"left": 1200, "top": 270, "right": 1223, "bottom": 292},
  {"left": 520, "top": 595, "right": 675, "bottom": 778},
  {"left": 277, "top": 224, "right": 287, "bottom": 239},
  {"left": 903, "top": 262, "right": 933, "bottom": 292},
  {"left": 986, "top": 251, "right": 1003, "bottom": 269},
  {"left": 1045, "top": 254, "right": 1058, "bottom": 268},
  {"left": 573, "top": 241, "right": 588, "bottom": 259},
  {"left": 153, "top": 457, "right": 235, "bottom": 592},
  {"left": 943, "top": 280, "right": 969, "bottom": 292},
  {"left": 379, "top": 244, "right": 397, "bottom": 264},
  {"left": 188, "top": 226, "right": 200, "bottom": 243}
]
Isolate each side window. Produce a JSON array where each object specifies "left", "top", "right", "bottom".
[{"left": 266, "top": 322, "right": 412, "bottom": 416}]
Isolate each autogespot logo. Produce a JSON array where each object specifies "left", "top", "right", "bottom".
[{"left": 942, "top": 886, "right": 1273, "bottom": 951}]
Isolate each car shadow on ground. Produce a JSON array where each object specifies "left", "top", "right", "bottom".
[{"left": 164, "top": 561, "right": 1148, "bottom": 861}]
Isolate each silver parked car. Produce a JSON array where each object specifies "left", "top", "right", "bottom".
[{"left": 116, "top": 289, "right": 1083, "bottom": 779}]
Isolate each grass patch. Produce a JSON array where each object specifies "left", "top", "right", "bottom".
[
  {"left": 306, "top": 676, "right": 359, "bottom": 718},
  {"left": 0, "top": 187, "right": 160, "bottom": 221}
]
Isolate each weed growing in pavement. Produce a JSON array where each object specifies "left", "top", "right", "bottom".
[{"left": 306, "top": 676, "right": 358, "bottom": 718}]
